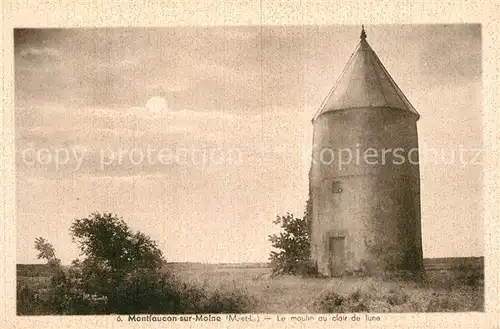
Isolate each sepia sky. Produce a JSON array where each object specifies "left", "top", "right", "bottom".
[{"left": 15, "top": 24, "right": 483, "bottom": 264}]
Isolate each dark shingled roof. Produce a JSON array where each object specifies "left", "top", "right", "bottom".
[{"left": 314, "top": 26, "right": 419, "bottom": 120}]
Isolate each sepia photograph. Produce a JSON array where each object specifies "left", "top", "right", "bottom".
[{"left": 14, "top": 24, "right": 484, "bottom": 316}]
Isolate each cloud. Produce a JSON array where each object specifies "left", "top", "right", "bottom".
[
  {"left": 146, "top": 80, "right": 191, "bottom": 93},
  {"left": 19, "top": 46, "right": 62, "bottom": 60},
  {"left": 16, "top": 103, "right": 305, "bottom": 145},
  {"left": 15, "top": 101, "right": 313, "bottom": 183},
  {"left": 33, "top": 172, "right": 172, "bottom": 182},
  {"left": 85, "top": 105, "right": 240, "bottom": 122},
  {"left": 219, "top": 28, "right": 260, "bottom": 41},
  {"left": 144, "top": 60, "right": 261, "bottom": 95},
  {"left": 119, "top": 59, "right": 135, "bottom": 67}
]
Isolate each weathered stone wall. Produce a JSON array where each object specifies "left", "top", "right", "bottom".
[{"left": 310, "top": 107, "right": 423, "bottom": 276}]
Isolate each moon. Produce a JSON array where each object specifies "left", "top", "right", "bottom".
[{"left": 146, "top": 96, "right": 168, "bottom": 114}]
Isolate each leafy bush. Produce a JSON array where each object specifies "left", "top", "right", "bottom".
[
  {"left": 17, "top": 282, "right": 46, "bottom": 315},
  {"left": 20, "top": 212, "right": 254, "bottom": 315},
  {"left": 314, "top": 290, "right": 369, "bottom": 313},
  {"left": 200, "top": 288, "right": 255, "bottom": 313},
  {"left": 268, "top": 207, "right": 315, "bottom": 277},
  {"left": 455, "top": 264, "right": 483, "bottom": 287}
]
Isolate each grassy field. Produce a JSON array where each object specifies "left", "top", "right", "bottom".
[
  {"left": 17, "top": 260, "right": 484, "bottom": 314},
  {"left": 162, "top": 263, "right": 483, "bottom": 313}
]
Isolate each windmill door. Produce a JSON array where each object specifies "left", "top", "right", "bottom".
[{"left": 328, "top": 237, "right": 346, "bottom": 276}]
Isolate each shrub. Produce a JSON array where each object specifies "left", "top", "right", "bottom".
[
  {"left": 17, "top": 283, "right": 40, "bottom": 315},
  {"left": 455, "top": 264, "right": 483, "bottom": 287},
  {"left": 313, "top": 279, "right": 412, "bottom": 313},
  {"left": 268, "top": 205, "right": 315, "bottom": 277},
  {"left": 22, "top": 213, "right": 255, "bottom": 315},
  {"left": 200, "top": 288, "right": 255, "bottom": 313},
  {"left": 425, "top": 292, "right": 461, "bottom": 312},
  {"left": 314, "top": 290, "right": 369, "bottom": 313}
]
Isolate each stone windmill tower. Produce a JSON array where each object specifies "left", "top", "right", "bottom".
[{"left": 309, "top": 26, "right": 424, "bottom": 277}]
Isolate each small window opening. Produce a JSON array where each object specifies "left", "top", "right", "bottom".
[{"left": 332, "top": 181, "right": 343, "bottom": 194}]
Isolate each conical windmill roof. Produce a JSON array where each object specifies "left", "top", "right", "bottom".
[{"left": 313, "top": 26, "right": 419, "bottom": 120}]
